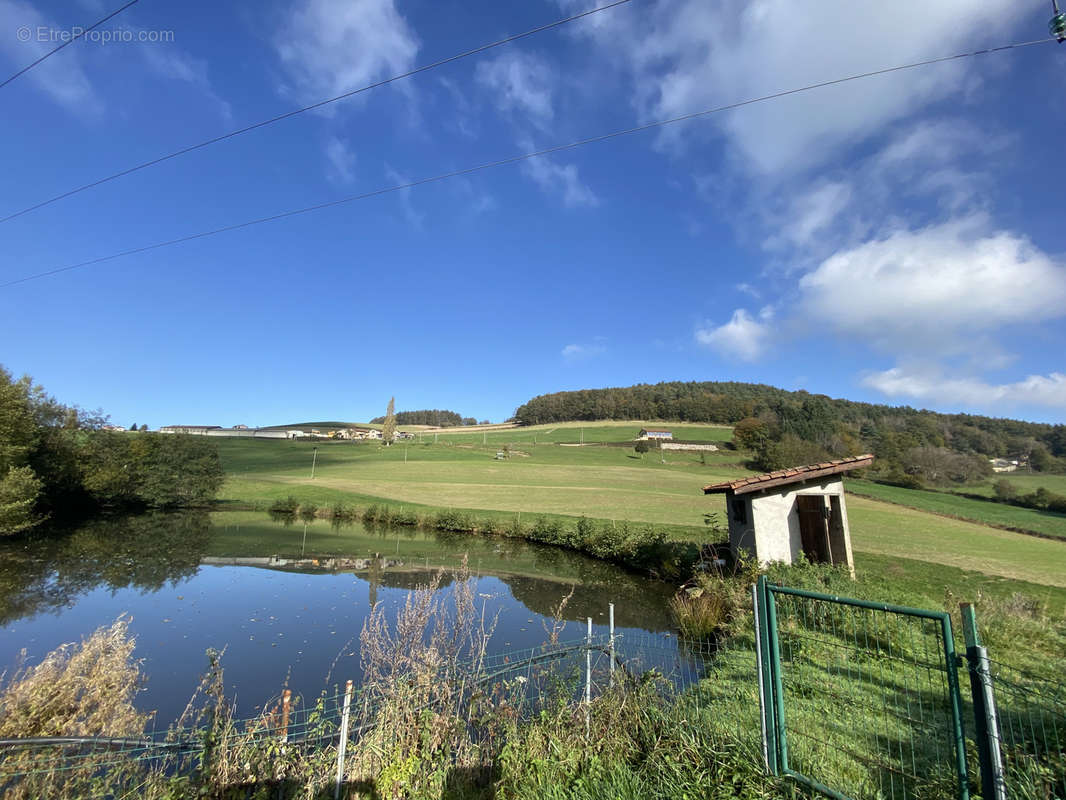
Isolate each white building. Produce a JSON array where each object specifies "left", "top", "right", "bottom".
[
  {"left": 703, "top": 455, "right": 873, "bottom": 574},
  {"left": 638, "top": 428, "right": 673, "bottom": 440}
]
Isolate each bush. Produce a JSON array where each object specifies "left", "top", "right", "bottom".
[
  {"left": 994, "top": 479, "right": 1017, "bottom": 500},
  {"left": 433, "top": 509, "right": 473, "bottom": 532},
  {"left": 268, "top": 496, "right": 300, "bottom": 515}
]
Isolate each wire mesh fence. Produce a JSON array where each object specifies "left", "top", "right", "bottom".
[
  {"left": 757, "top": 578, "right": 970, "bottom": 800},
  {"left": 1, "top": 585, "right": 1062, "bottom": 800},
  {"left": 985, "top": 657, "right": 1066, "bottom": 799}
]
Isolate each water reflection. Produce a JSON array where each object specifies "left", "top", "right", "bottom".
[
  {"left": 0, "top": 512, "right": 679, "bottom": 724},
  {"left": 0, "top": 513, "right": 213, "bottom": 626}
]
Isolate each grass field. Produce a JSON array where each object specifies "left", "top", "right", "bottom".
[
  {"left": 948, "top": 472, "right": 1066, "bottom": 498},
  {"left": 422, "top": 420, "right": 735, "bottom": 444},
  {"left": 214, "top": 432, "right": 1066, "bottom": 591},
  {"left": 847, "top": 478, "right": 1066, "bottom": 539}
]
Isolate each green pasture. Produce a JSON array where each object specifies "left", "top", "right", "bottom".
[
  {"left": 214, "top": 437, "right": 1066, "bottom": 590},
  {"left": 847, "top": 479, "right": 1066, "bottom": 539},
  {"left": 424, "top": 420, "right": 735, "bottom": 444},
  {"left": 948, "top": 472, "right": 1066, "bottom": 498}
]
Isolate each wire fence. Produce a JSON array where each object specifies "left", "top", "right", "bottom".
[
  {"left": 985, "top": 657, "right": 1066, "bottom": 799},
  {"left": 1, "top": 588, "right": 1062, "bottom": 800},
  {"left": 765, "top": 586, "right": 966, "bottom": 800}
]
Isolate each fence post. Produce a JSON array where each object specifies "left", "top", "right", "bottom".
[
  {"left": 961, "top": 603, "right": 1007, "bottom": 800},
  {"left": 608, "top": 603, "right": 615, "bottom": 686},
  {"left": 755, "top": 576, "right": 781, "bottom": 774},
  {"left": 334, "top": 680, "right": 354, "bottom": 800},
  {"left": 764, "top": 578, "right": 789, "bottom": 774},
  {"left": 280, "top": 689, "right": 292, "bottom": 744},
  {"left": 940, "top": 614, "right": 971, "bottom": 800},
  {"left": 585, "top": 617, "right": 592, "bottom": 737},
  {"left": 752, "top": 582, "right": 772, "bottom": 773}
]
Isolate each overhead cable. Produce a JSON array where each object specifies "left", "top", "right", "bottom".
[
  {"left": 0, "top": 0, "right": 140, "bottom": 90},
  {"left": 1, "top": 35, "right": 1055, "bottom": 290},
  {"left": 0, "top": 0, "right": 637, "bottom": 225}
]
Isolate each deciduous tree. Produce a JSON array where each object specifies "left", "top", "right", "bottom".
[{"left": 381, "top": 398, "right": 396, "bottom": 445}]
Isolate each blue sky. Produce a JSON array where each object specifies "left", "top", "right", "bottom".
[{"left": 1, "top": 0, "right": 1064, "bottom": 428}]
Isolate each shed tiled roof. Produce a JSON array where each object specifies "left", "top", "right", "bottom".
[
  {"left": 702, "top": 454, "right": 874, "bottom": 496},
  {"left": 640, "top": 427, "right": 672, "bottom": 432}
]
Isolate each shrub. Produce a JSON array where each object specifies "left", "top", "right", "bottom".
[
  {"left": 434, "top": 509, "right": 473, "bottom": 532},
  {"left": 268, "top": 496, "right": 300, "bottom": 515},
  {"left": 669, "top": 577, "right": 738, "bottom": 641}
]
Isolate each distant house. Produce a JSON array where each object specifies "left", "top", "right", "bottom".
[
  {"left": 102, "top": 424, "right": 127, "bottom": 432},
  {"left": 704, "top": 455, "right": 873, "bottom": 574},
  {"left": 638, "top": 428, "right": 673, "bottom": 440},
  {"left": 233, "top": 424, "right": 250, "bottom": 430},
  {"left": 159, "top": 425, "right": 221, "bottom": 435},
  {"left": 366, "top": 429, "right": 382, "bottom": 440},
  {"left": 989, "top": 458, "right": 1020, "bottom": 473}
]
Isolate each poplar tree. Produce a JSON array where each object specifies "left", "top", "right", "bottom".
[{"left": 382, "top": 397, "right": 396, "bottom": 445}]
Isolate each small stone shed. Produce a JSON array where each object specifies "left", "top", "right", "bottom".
[{"left": 702, "top": 455, "right": 873, "bottom": 572}]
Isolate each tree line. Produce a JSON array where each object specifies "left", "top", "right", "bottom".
[
  {"left": 514, "top": 381, "right": 1066, "bottom": 485},
  {"left": 370, "top": 409, "right": 484, "bottom": 427},
  {"left": 0, "top": 366, "right": 223, "bottom": 536}
]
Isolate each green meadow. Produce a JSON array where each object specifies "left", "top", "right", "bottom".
[
  {"left": 847, "top": 478, "right": 1066, "bottom": 539},
  {"left": 214, "top": 424, "right": 1066, "bottom": 592}
]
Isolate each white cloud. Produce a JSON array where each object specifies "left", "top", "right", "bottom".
[
  {"left": 0, "top": 0, "right": 100, "bottom": 114},
  {"left": 139, "top": 44, "right": 232, "bottom": 122},
  {"left": 521, "top": 156, "right": 599, "bottom": 208},
  {"left": 559, "top": 0, "right": 1023, "bottom": 175},
  {"left": 864, "top": 368, "right": 1066, "bottom": 410},
  {"left": 475, "top": 50, "right": 555, "bottom": 128},
  {"left": 798, "top": 216, "right": 1066, "bottom": 353},
  {"left": 562, "top": 341, "right": 606, "bottom": 361},
  {"left": 695, "top": 309, "right": 772, "bottom": 362},
  {"left": 274, "top": 0, "right": 419, "bottom": 105},
  {"left": 772, "top": 181, "right": 852, "bottom": 249},
  {"left": 324, "top": 136, "right": 356, "bottom": 183}
]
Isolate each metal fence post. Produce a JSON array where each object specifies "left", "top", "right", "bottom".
[
  {"left": 939, "top": 614, "right": 971, "bottom": 800},
  {"left": 585, "top": 617, "right": 592, "bottom": 737},
  {"left": 334, "top": 680, "right": 354, "bottom": 800},
  {"left": 752, "top": 582, "right": 772, "bottom": 773},
  {"left": 608, "top": 603, "right": 615, "bottom": 686},
  {"left": 960, "top": 604, "right": 1007, "bottom": 800},
  {"left": 764, "top": 582, "right": 789, "bottom": 774}
]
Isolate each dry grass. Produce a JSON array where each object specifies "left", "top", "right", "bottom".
[{"left": 0, "top": 616, "right": 147, "bottom": 740}]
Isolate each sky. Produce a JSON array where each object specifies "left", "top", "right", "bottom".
[{"left": 1, "top": 0, "right": 1064, "bottom": 428}]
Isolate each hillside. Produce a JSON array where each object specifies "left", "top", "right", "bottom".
[{"left": 513, "top": 381, "right": 1066, "bottom": 479}]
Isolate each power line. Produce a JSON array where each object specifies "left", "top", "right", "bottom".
[
  {"left": 0, "top": 0, "right": 637, "bottom": 226},
  {"left": 1, "top": 35, "right": 1054, "bottom": 291},
  {"left": 0, "top": 0, "right": 140, "bottom": 90}
]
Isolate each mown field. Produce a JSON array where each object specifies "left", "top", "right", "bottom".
[
  {"left": 948, "top": 472, "right": 1066, "bottom": 497},
  {"left": 214, "top": 426, "right": 1066, "bottom": 591},
  {"left": 847, "top": 478, "right": 1066, "bottom": 539}
]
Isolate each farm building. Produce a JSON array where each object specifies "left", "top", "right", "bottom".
[
  {"left": 638, "top": 428, "right": 673, "bottom": 440},
  {"left": 159, "top": 425, "right": 221, "bottom": 435},
  {"left": 703, "top": 455, "right": 873, "bottom": 573}
]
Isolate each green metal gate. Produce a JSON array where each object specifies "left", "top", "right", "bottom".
[{"left": 754, "top": 576, "right": 970, "bottom": 800}]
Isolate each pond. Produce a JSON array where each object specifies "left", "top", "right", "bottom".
[{"left": 0, "top": 512, "right": 682, "bottom": 726}]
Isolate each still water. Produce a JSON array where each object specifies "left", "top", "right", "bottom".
[{"left": 0, "top": 512, "right": 678, "bottom": 725}]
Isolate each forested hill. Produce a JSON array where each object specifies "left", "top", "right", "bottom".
[
  {"left": 369, "top": 409, "right": 479, "bottom": 427},
  {"left": 513, "top": 382, "right": 1066, "bottom": 472}
]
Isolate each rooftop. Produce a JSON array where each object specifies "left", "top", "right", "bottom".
[{"left": 703, "top": 454, "right": 874, "bottom": 496}]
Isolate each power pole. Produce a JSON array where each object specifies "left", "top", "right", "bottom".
[{"left": 311, "top": 447, "right": 318, "bottom": 479}]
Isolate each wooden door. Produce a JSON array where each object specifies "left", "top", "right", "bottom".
[{"left": 796, "top": 495, "right": 830, "bottom": 563}]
